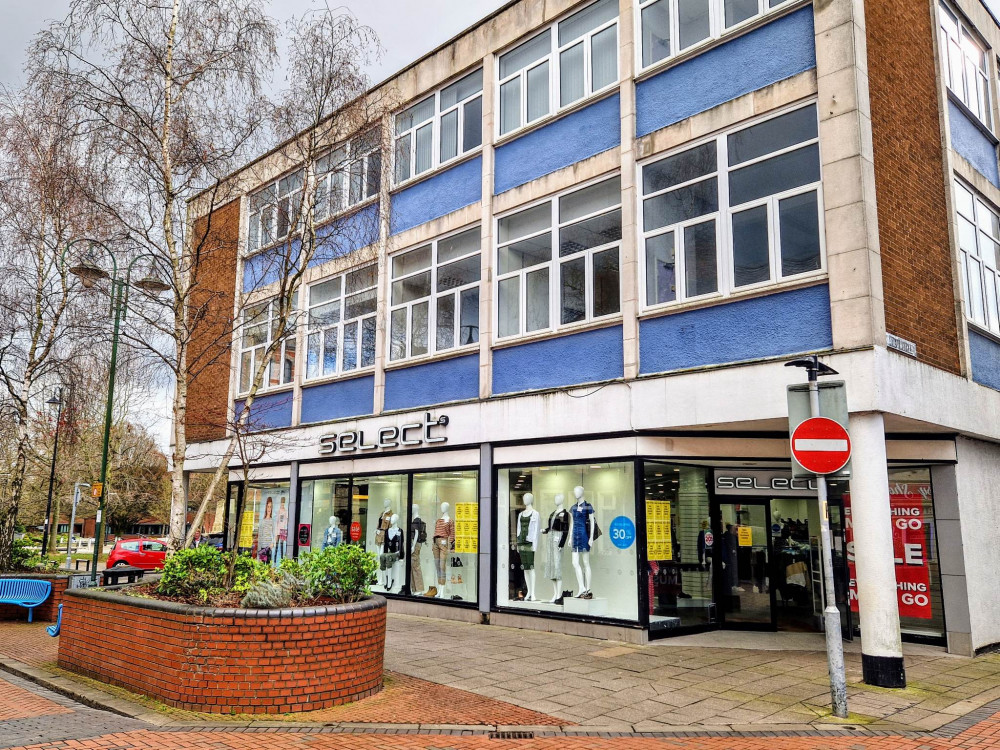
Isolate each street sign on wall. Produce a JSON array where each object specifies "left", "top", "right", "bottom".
[{"left": 791, "top": 417, "right": 852, "bottom": 475}]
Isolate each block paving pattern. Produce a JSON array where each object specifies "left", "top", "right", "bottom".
[{"left": 0, "top": 679, "right": 71, "bottom": 722}]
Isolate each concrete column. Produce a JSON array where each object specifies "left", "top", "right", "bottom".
[
  {"left": 479, "top": 52, "right": 496, "bottom": 400},
  {"left": 478, "top": 443, "right": 493, "bottom": 619},
  {"left": 287, "top": 461, "right": 299, "bottom": 559},
  {"left": 372, "top": 116, "right": 394, "bottom": 415},
  {"left": 930, "top": 463, "right": 973, "bottom": 656},
  {"left": 849, "top": 411, "right": 905, "bottom": 687},
  {"left": 618, "top": 0, "right": 639, "bottom": 379}
]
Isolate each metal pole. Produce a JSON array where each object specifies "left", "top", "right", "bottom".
[
  {"left": 91, "top": 280, "right": 125, "bottom": 584},
  {"left": 41, "top": 389, "right": 64, "bottom": 555},
  {"left": 65, "top": 482, "right": 86, "bottom": 570},
  {"left": 806, "top": 364, "right": 849, "bottom": 719}
]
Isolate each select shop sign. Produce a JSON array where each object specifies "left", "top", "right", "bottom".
[{"left": 318, "top": 412, "right": 449, "bottom": 455}]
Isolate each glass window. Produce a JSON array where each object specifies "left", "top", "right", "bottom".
[
  {"left": 498, "top": 0, "right": 618, "bottom": 137},
  {"left": 237, "top": 298, "right": 296, "bottom": 394},
  {"left": 394, "top": 69, "right": 483, "bottom": 184},
  {"left": 412, "top": 470, "right": 479, "bottom": 600},
  {"left": 845, "top": 468, "right": 944, "bottom": 638},
  {"left": 247, "top": 170, "right": 302, "bottom": 253},
  {"left": 497, "top": 462, "right": 638, "bottom": 621},
  {"left": 954, "top": 181, "right": 1000, "bottom": 333},
  {"left": 305, "top": 265, "right": 377, "bottom": 381},
  {"left": 235, "top": 482, "right": 290, "bottom": 566},
  {"left": 389, "top": 228, "right": 481, "bottom": 361},
  {"left": 640, "top": 103, "right": 823, "bottom": 308},
  {"left": 939, "top": 2, "right": 992, "bottom": 129},
  {"left": 638, "top": 0, "right": 793, "bottom": 70},
  {"left": 643, "top": 463, "right": 713, "bottom": 632},
  {"left": 497, "top": 178, "right": 622, "bottom": 339}
]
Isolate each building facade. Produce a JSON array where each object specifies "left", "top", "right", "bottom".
[{"left": 184, "top": 0, "right": 1000, "bottom": 687}]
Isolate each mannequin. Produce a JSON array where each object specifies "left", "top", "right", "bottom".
[
  {"left": 410, "top": 504, "right": 428, "bottom": 595},
  {"left": 432, "top": 501, "right": 455, "bottom": 598},
  {"left": 274, "top": 496, "right": 289, "bottom": 563},
  {"left": 516, "top": 493, "right": 541, "bottom": 601},
  {"left": 323, "top": 515, "right": 343, "bottom": 549},
  {"left": 374, "top": 499, "right": 393, "bottom": 548},
  {"left": 569, "top": 485, "right": 595, "bottom": 599},
  {"left": 542, "top": 494, "right": 570, "bottom": 603},
  {"left": 380, "top": 513, "right": 405, "bottom": 591}
]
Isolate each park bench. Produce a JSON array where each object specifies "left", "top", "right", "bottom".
[
  {"left": 101, "top": 566, "right": 145, "bottom": 586},
  {"left": 0, "top": 579, "right": 52, "bottom": 622}
]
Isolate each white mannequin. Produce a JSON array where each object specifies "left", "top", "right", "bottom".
[
  {"left": 549, "top": 493, "right": 566, "bottom": 603},
  {"left": 383, "top": 513, "right": 402, "bottom": 591},
  {"left": 437, "top": 502, "right": 452, "bottom": 599},
  {"left": 570, "top": 485, "right": 594, "bottom": 597},
  {"left": 517, "top": 493, "right": 540, "bottom": 601},
  {"left": 324, "top": 515, "right": 340, "bottom": 549}
]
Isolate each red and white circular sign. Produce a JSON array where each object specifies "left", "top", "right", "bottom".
[{"left": 791, "top": 417, "right": 852, "bottom": 475}]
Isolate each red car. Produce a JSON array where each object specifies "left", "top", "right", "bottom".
[{"left": 107, "top": 538, "right": 169, "bottom": 570}]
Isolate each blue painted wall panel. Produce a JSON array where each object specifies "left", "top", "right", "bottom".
[
  {"left": 493, "top": 325, "right": 624, "bottom": 394},
  {"left": 390, "top": 158, "right": 482, "bottom": 235},
  {"left": 383, "top": 354, "right": 480, "bottom": 411},
  {"left": 639, "top": 285, "right": 832, "bottom": 374},
  {"left": 300, "top": 375, "right": 375, "bottom": 424},
  {"left": 948, "top": 101, "right": 1000, "bottom": 188},
  {"left": 635, "top": 7, "right": 816, "bottom": 137},
  {"left": 494, "top": 94, "right": 621, "bottom": 195},
  {"left": 242, "top": 203, "right": 380, "bottom": 292},
  {"left": 234, "top": 391, "right": 294, "bottom": 431},
  {"left": 969, "top": 329, "right": 1000, "bottom": 391}
]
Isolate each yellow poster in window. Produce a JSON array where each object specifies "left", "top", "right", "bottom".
[
  {"left": 238, "top": 505, "right": 255, "bottom": 548},
  {"left": 645, "top": 500, "right": 672, "bottom": 561},
  {"left": 738, "top": 525, "right": 753, "bottom": 547},
  {"left": 454, "top": 503, "right": 478, "bottom": 554}
]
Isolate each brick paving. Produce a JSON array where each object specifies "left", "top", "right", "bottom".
[{"left": 0, "top": 680, "right": 70, "bottom": 722}]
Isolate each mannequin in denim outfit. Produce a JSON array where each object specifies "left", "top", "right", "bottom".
[{"left": 570, "top": 486, "right": 595, "bottom": 598}]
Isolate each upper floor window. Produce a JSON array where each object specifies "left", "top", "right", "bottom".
[
  {"left": 954, "top": 181, "right": 1000, "bottom": 334},
  {"left": 638, "top": 0, "right": 793, "bottom": 70},
  {"left": 394, "top": 69, "right": 483, "bottom": 184},
  {"left": 238, "top": 298, "right": 296, "bottom": 395},
  {"left": 498, "top": 0, "right": 619, "bottom": 137},
  {"left": 496, "top": 176, "right": 622, "bottom": 339},
  {"left": 939, "top": 2, "right": 992, "bottom": 129},
  {"left": 389, "top": 228, "right": 481, "bottom": 361},
  {"left": 640, "top": 103, "right": 822, "bottom": 307},
  {"left": 305, "top": 265, "right": 378, "bottom": 380},
  {"left": 248, "top": 132, "right": 381, "bottom": 255}
]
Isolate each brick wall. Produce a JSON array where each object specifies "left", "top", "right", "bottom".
[
  {"left": 58, "top": 590, "right": 386, "bottom": 713},
  {"left": 0, "top": 575, "right": 69, "bottom": 622},
  {"left": 866, "top": 0, "right": 962, "bottom": 374},
  {"left": 187, "top": 199, "right": 241, "bottom": 443}
]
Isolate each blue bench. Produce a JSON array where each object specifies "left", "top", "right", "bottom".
[
  {"left": 0, "top": 579, "right": 52, "bottom": 622},
  {"left": 46, "top": 604, "right": 63, "bottom": 637}
]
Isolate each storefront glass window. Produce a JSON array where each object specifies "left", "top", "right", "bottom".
[
  {"left": 846, "top": 467, "right": 943, "bottom": 637},
  {"left": 355, "top": 474, "right": 409, "bottom": 595},
  {"left": 412, "top": 470, "right": 479, "bottom": 601},
  {"left": 643, "top": 463, "right": 713, "bottom": 631},
  {"left": 497, "top": 461, "right": 638, "bottom": 621},
  {"left": 301, "top": 477, "right": 351, "bottom": 554},
  {"left": 235, "top": 481, "right": 290, "bottom": 564}
]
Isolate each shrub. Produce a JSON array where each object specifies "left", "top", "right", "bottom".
[
  {"left": 7, "top": 538, "right": 56, "bottom": 572},
  {"left": 158, "top": 546, "right": 225, "bottom": 598},
  {"left": 240, "top": 579, "right": 293, "bottom": 609},
  {"left": 301, "top": 544, "right": 377, "bottom": 603}
]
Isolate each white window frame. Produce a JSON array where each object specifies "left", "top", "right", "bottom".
[
  {"left": 954, "top": 179, "right": 1000, "bottom": 335},
  {"left": 247, "top": 170, "right": 303, "bottom": 255},
  {"left": 237, "top": 298, "right": 297, "bottom": 396},
  {"left": 496, "top": 0, "right": 620, "bottom": 139},
  {"left": 938, "top": 1, "right": 993, "bottom": 131},
  {"left": 494, "top": 175, "right": 623, "bottom": 341},
  {"left": 304, "top": 265, "right": 378, "bottom": 382},
  {"left": 393, "top": 69, "right": 483, "bottom": 186},
  {"left": 388, "top": 227, "right": 482, "bottom": 363},
  {"left": 638, "top": 101, "right": 825, "bottom": 311},
  {"left": 635, "top": 0, "right": 795, "bottom": 74}
]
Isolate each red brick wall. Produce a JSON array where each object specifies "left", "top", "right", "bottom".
[
  {"left": 187, "top": 199, "right": 241, "bottom": 443},
  {"left": 866, "top": 0, "right": 962, "bottom": 374},
  {"left": 0, "top": 575, "right": 69, "bottom": 622},
  {"left": 58, "top": 591, "right": 386, "bottom": 713}
]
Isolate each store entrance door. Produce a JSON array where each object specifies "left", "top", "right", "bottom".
[{"left": 716, "top": 501, "right": 774, "bottom": 629}]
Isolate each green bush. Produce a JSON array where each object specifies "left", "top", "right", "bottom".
[
  {"left": 8, "top": 538, "right": 56, "bottom": 572},
  {"left": 300, "top": 544, "right": 377, "bottom": 603},
  {"left": 157, "top": 546, "right": 225, "bottom": 598}
]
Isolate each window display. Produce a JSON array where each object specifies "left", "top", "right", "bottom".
[
  {"left": 643, "top": 464, "right": 713, "bottom": 631},
  {"left": 498, "top": 462, "right": 637, "bottom": 621},
  {"left": 232, "top": 481, "right": 290, "bottom": 563},
  {"left": 412, "top": 471, "right": 478, "bottom": 601}
]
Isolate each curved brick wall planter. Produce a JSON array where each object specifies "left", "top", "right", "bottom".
[{"left": 57, "top": 588, "right": 386, "bottom": 714}]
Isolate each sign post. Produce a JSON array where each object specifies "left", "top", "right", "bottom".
[{"left": 785, "top": 355, "right": 849, "bottom": 719}]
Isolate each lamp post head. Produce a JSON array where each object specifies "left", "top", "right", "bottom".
[
  {"left": 135, "top": 274, "right": 171, "bottom": 294},
  {"left": 69, "top": 260, "right": 110, "bottom": 289},
  {"left": 45, "top": 394, "right": 62, "bottom": 407},
  {"left": 785, "top": 355, "right": 838, "bottom": 381}
]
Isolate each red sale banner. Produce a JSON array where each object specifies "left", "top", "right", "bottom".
[
  {"left": 350, "top": 521, "right": 362, "bottom": 542},
  {"left": 845, "top": 483, "right": 933, "bottom": 619}
]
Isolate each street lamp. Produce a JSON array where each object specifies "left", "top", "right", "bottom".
[
  {"left": 62, "top": 241, "right": 171, "bottom": 583},
  {"left": 40, "top": 388, "right": 65, "bottom": 555}
]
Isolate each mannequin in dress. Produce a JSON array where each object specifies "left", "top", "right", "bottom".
[
  {"left": 410, "top": 504, "right": 428, "bottom": 595},
  {"left": 381, "top": 513, "right": 405, "bottom": 591},
  {"left": 323, "top": 515, "right": 342, "bottom": 549},
  {"left": 542, "top": 493, "right": 570, "bottom": 603},
  {"left": 516, "top": 493, "right": 541, "bottom": 601},
  {"left": 570, "top": 485, "right": 596, "bottom": 599},
  {"left": 374, "top": 498, "right": 393, "bottom": 549},
  {"left": 432, "top": 501, "right": 454, "bottom": 599}
]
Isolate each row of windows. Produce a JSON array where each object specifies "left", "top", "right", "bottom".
[{"left": 236, "top": 104, "right": 825, "bottom": 395}]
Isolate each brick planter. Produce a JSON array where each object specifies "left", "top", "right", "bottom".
[
  {"left": 57, "top": 588, "right": 386, "bottom": 714},
  {"left": 0, "top": 573, "right": 70, "bottom": 622}
]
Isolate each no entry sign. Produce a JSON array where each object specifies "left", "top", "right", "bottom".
[{"left": 790, "top": 417, "right": 852, "bottom": 475}]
